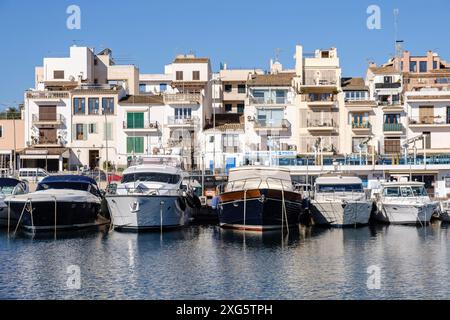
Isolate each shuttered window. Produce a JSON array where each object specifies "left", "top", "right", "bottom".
[
  {"left": 127, "top": 137, "right": 144, "bottom": 154},
  {"left": 127, "top": 112, "right": 144, "bottom": 129}
]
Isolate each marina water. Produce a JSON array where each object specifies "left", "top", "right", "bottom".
[{"left": 1, "top": 223, "right": 450, "bottom": 299}]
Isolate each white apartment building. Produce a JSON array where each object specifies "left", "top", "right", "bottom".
[{"left": 22, "top": 46, "right": 138, "bottom": 171}]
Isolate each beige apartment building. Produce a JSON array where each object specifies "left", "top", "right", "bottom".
[{"left": 0, "top": 111, "right": 24, "bottom": 172}]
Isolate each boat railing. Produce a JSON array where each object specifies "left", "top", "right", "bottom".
[
  {"left": 106, "top": 184, "right": 184, "bottom": 197},
  {"left": 313, "top": 190, "right": 370, "bottom": 202},
  {"left": 221, "top": 177, "right": 294, "bottom": 193}
]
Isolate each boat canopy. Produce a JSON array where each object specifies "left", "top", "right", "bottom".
[
  {"left": 226, "top": 166, "right": 293, "bottom": 191},
  {"left": 315, "top": 175, "right": 363, "bottom": 185},
  {"left": 39, "top": 175, "right": 97, "bottom": 185}
]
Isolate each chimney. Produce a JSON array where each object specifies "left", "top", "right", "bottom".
[
  {"left": 295, "top": 45, "right": 303, "bottom": 78},
  {"left": 402, "top": 51, "right": 410, "bottom": 72},
  {"left": 369, "top": 62, "right": 377, "bottom": 69},
  {"left": 427, "top": 50, "right": 434, "bottom": 71}
]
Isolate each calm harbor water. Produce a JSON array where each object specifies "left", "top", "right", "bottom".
[{"left": 1, "top": 223, "right": 450, "bottom": 300}]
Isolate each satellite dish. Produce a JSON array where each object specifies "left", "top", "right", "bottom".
[{"left": 69, "top": 76, "right": 75, "bottom": 81}]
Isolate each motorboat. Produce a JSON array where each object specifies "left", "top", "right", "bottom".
[
  {"left": 5, "top": 175, "right": 106, "bottom": 232},
  {"left": 310, "top": 174, "right": 372, "bottom": 227},
  {"left": 0, "top": 178, "right": 29, "bottom": 227},
  {"left": 374, "top": 181, "right": 438, "bottom": 224},
  {"left": 217, "top": 166, "right": 303, "bottom": 231},
  {"left": 440, "top": 200, "right": 450, "bottom": 222},
  {"left": 105, "top": 155, "right": 195, "bottom": 231}
]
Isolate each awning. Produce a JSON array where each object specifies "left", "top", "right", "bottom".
[{"left": 18, "top": 147, "right": 70, "bottom": 159}]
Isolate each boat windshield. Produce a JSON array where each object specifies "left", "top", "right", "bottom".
[
  {"left": 0, "top": 186, "right": 15, "bottom": 195},
  {"left": 37, "top": 182, "right": 90, "bottom": 192},
  {"left": 317, "top": 184, "right": 363, "bottom": 193},
  {"left": 122, "top": 172, "right": 181, "bottom": 185},
  {"left": 383, "top": 185, "right": 428, "bottom": 197}
]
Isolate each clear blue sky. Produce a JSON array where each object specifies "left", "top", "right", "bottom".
[{"left": 0, "top": 0, "right": 449, "bottom": 109}]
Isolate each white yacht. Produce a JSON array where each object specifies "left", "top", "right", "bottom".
[
  {"left": 0, "top": 178, "right": 29, "bottom": 227},
  {"left": 374, "top": 181, "right": 438, "bottom": 224},
  {"left": 105, "top": 156, "right": 193, "bottom": 231},
  {"left": 310, "top": 174, "right": 372, "bottom": 227}
]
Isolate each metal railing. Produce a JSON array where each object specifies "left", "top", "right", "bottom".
[
  {"left": 375, "top": 83, "right": 402, "bottom": 89},
  {"left": 249, "top": 97, "right": 291, "bottom": 105},
  {"left": 26, "top": 91, "right": 69, "bottom": 99},
  {"left": 106, "top": 184, "right": 184, "bottom": 197},
  {"left": 167, "top": 116, "right": 199, "bottom": 126},
  {"left": 409, "top": 116, "right": 450, "bottom": 125},
  {"left": 163, "top": 93, "right": 202, "bottom": 104},
  {"left": 383, "top": 123, "right": 403, "bottom": 131},
  {"left": 123, "top": 121, "right": 159, "bottom": 129},
  {"left": 352, "top": 121, "right": 371, "bottom": 129},
  {"left": 303, "top": 77, "right": 338, "bottom": 86},
  {"left": 307, "top": 118, "right": 338, "bottom": 128},
  {"left": 32, "top": 114, "right": 65, "bottom": 123},
  {"left": 254, "top": 119, "right": 291, "bottom": 129}
]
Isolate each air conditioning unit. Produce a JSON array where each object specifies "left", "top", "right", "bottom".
[{"left": 149, "top": 123, "right": 155, "bottom": 128}]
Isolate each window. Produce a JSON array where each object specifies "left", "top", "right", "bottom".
[
  {"left": 139, "top": 84, "right": 147, "bottom": 93},
  {"left": 175, "top": 108, "right": 192, "bottom": 119},
  {"left": 102, "top": 98, "right": 114, "bottom": 114},
  {"left": 384, "top": 138, "right": 400, "bottom": 154},
  {"left": 433, "top": 60, "right": 438, "bottom": 70},
  {"left": 192, "top": 71, "right": 200, "bottom": 80},
  {"left": 160, "top": 83, "right": 167, "bottom": 92},
  {"left": 127, "top": 137, "right": 144, "bottom": 154},
  {"left": 237, "top": 103, "right": 244, "bottom": 114},
  {"left": 257, "top": 109, "right": 283, "bottom": 126},
  {"left": 88, "top": 123, "right": 97, "bottom": 134},
  {"left": 222, "top": 134, "right": 239, "bottom": 153},
  {"left": 384, "top": 114, "right": 400, "bottom": 124},
  {"left": 419, "top": 61, "right": 427, "bottom": 73},
  {"left": 122, "top": 172, "right": 180, "bottom": 184},
  {"left": 53, "top": 70, "right": 64, "bottom": 79},
  {"left": 73, "top": 98, "right": 85, "bottom": 114},
  {"left": 127, "top": 112, "right": 144, "bottom": 129},
  {"left": 384, "top": 187, "right": 400, "bottom": 197},
  {"left": 423, "top": 132, "right": 431, "bottom": 149},
  {"left": 176, "top": 71, "right": 183, "bottom": 81},
  {"left": 237, "top": 84, "right": 246, "bottom": 94},
  {"left": 0, "top": 125, "right": 3, "bottom": 138},
  {"left": 224, "top": 84, "right": 232, "bottom": 92},
  {"left": 88, "top": 98, "right": 99, "bottom": 115},
  {"left": 104, "top": 123, "right": 113, "bottom": 140},
  {"left": 75, "top": 124, "right": 87, "bottom": 140},
  {"left": 384, "top": 76, "right": 393, "bottom": 83},
  {"left": 225, "top": 104, "right": 232, "bottom": 112},
  {"left": 410, "top": 61, "right": 417, "bottom": 72}
]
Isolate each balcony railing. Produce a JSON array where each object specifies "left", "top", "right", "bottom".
[
  {"left": 223, "top": 146, "right": 241, "bottom": 153},
  {"left": 409, "top": 116, "right": 450, "bottom": 125},
  {"left": 167, "top": 116, "right": 199, "bottom": 126},
  {"left": 352, "top": 122, "right": 371, "bottom": 129},
  {"left": 249, "top": 97, "right": 291, "bottom": 105},
  {"left": 306, "top": 118, "right": 338, "bottom": 128},
  {"left": 303, "top": 93, "right": 336, "bottom": 103},
  {"left": 375, "top": 83, "right": 401, "bottom": 89},
  {"left": 254, "top": 119, "right": 291, "bottom": 129},
  {"left": 383, "top": 123, "right": 403, "bottom": 131},
  {"left": 30, "top": 137, "right": 65, "bottom": 146},
  {"left": 303, "top": 77, "right": 338, "bottom": 86},
  {"left": 163, "top": 93, "right": 202, "bottom": 104},
  {"left": 26, "top": 91, "right": 70, "bottom": 99},
  {"left": 123, "top": 121, "right": 159, "bottom": 130},
  {"left": 32, "top": 114, "right": 65, "bottom": 124}
]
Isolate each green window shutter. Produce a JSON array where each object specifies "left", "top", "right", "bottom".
[
  {"left": 127, "top": 137, "right": 133, "bottom": 154},
  {"left": 135, "top": 113, "right": 144, "bottom": 128},
  {"left": 127, "top": 112, "right": 134, "bottom": 128},
  {"left": 136, "top": 137, "right": 144, "bottom": 153}
]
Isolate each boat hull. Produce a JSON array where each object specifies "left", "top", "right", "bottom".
[
  {"left": 6, "top": 200, "right": 103, "bottom": 231},
  {"left": 218, "top": 189, "right": 302, "bottom": 231},
  {"left": 310, "top": 200, "right": 372, "bottom": 227},
  {"left": 105, "top": 195, "right": 188, "bottom": 231},
  {"left": 374, "top": 203, "right": 434, "bottom": 224}
]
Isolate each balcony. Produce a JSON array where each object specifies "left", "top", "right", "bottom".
[
  {"left": 306, "top": 118, "right": 338, "bottom": 132},
  {"left": 163, "top": 93, "right": 202, "bottom": 104},
  {"left": 351, "top": 121, "right": 371, "bottom": 133},
  {"left": 298, "top": 136, "right": 339, "bottom": 154},
  {"left": 254, "top": 119, "right": 291, "bottom": 131},
  {"left": 303, "top": 94, "right": 336, "bottom": 108},
  {"left": 123, "top": 121, "right": 159, "bottom": 132},
  {"left": 26, "top": 91, "right": 70, "bottom": 100},
  {"left": 167, "top": 116, "right": 199, "bottom": 127},
  {"left": 32, "top": 114, "right": 65, "bottom": 127},
  {"left": 297, "top": 75, "right": 339, "bottom": 93},
  {"left": 223, "top": 146, "right": 242, "bottom": 153},
  {"left": 375, "top": 83, "right": 401, "bottom": 89},
  {"left": 30, "top": 137, "right": 65, "bottom": 147},
  {"left": 409, "top": 116, "right": 450, "bottom": 128},
  {"left": 249, "top": 96, "right": 291, "bottom": 106},
  {"left": 383, "top": 123, "right": 403, "bottom": 134}
]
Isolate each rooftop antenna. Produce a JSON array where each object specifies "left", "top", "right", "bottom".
[{"left": 394, "top": 9, "right": 403, "bottom": 72}]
